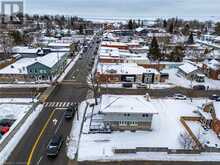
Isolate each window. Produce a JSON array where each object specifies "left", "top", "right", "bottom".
[
  {"left": 142, "top": 114, "right": 149, "bottom": 117},
  {"left": 124, "top": 113, "right": 130, "bottom": 117}
]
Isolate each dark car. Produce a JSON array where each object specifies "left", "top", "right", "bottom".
[
  {"left": 122, "top": 83, "right": 133, "bottom": 88},
  {"left": 47, "top": 135, "right": 63, "bottom": 157},
  {"left": 64, "top": 107, "right": 75, "bottom": 119},
  {"left": 210, "top": 94, "right": 220, "bottom": 100},
  {"left": 193, "top": 85, "right": 206, "bottom": 90},
  {"left": 0, "top": 119, "right": 16, "bottom": 127},
  {"left": 216, "top": 97, "right": 220, "bottom": 102}
]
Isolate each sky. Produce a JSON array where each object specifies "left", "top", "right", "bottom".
[{"left": 22, "top": 0, "right": 220, "bottom": 20}]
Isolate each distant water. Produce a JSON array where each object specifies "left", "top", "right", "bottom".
[{"left": 25, "top": 0, "right": 220, "bottom": 21}]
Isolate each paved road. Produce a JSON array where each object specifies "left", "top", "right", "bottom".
[
  {"left": 6, "top": 36, "right": 99, "bottom": 165},
  {"left": 100, "top": 87, "right": 220, "bottom": 98}
]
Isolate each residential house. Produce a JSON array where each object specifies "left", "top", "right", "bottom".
[
  {"left": 203, "top": 59, "right": 220, "bottom": 80},
  {"left": 99, "top": 94, "right": 158, "bottom": 131},
  {"left": 178, "top": 62, "right": 200, "bottom": 80},
  {"left": 0, "top": 52, "right": 68, "bottom": 82}
]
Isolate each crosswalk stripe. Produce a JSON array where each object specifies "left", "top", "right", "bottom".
[
  {"left": 63, "top": 102, "right": 67, "bottom": 107},
  {"left": 66, "top": 102, "right": 70, "bottom": 107},
  {"left": 51, "top": 102, "right": 56, "bottom": 107},
  {"left": 44, "top": 102, "right": 49, "bottom": 107},
  {"left": 44, "top": 102, "right": 76, "bottom": 108}
]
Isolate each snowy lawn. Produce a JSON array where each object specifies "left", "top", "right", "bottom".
[
  {"left": 164, "top": 68, "right": 220, "bottom": 90},
  {"left": 77, "top": 98, "right": 220, "bottom": 162}
]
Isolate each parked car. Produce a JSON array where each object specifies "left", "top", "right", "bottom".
[
  {"left": 173, "top": 94, "right": 187, "bottom": 100},
  {"left": 216, "top": 97, "right": 220, "bottom": 102},
  {"left": 193, "top": 85, "right": 206, "bottom": 90},
  {"left": 136, "top": 83, "right": 147, "bottom": 89},
  {"left": 47, "top": 135, "right": 63, "bottom": 157},
  {"left": 0, "top": 126, "right": 9, "bottom": 135},
  {"left": 64, "top": 107, "right": 75, "bottom": 119},
  {"left": 209, "top": 94, "right": 220, "bottom": 100},
  {"left": 0, "top": 119, "right": 15, "bottom": 127},
  {"left": 122, "top": 83, "right": 133, "bottom": 88}
]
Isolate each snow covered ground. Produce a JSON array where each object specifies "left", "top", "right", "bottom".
[
  {"left": 77, "top": 98, "right": 220, "bottom": 162},
  {"left": 0, "top": 83, "right": 50, "bottom": 89},
  {"left": 67, "top": 101, "right": 88, "bottom": 160},
  {"left": 164, "top": 68, "right": 220, "bottom": 90}
]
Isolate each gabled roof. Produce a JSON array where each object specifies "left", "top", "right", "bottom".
[
  {"left": 100, "top": 95, "right": 158, "bottom": 114},
  {"left": 178, "top": 62, "right": 198, "bottom": 74}
]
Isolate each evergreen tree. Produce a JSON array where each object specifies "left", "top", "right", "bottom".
[
  {"left": 128, "top": 19, "right": 133, "bottom": 30},
  {"left": 168, "top": 22, "right": 174, "bottom": 34},
  {"left": 187, "top": 33, "right": 194, "bottom": 44},
  {"left": 149, "top": 37, "right": 161, "bottom": 61},
  {"left": 9, "top": 30, "right": 23, "bottom": 45},
  {"left": 79, "top": 24, "right": 84, "bottom": 34},
  {"left": 163, "top": 20, "right": 167, "bottom": 28},
  {"left": 215, "top": 22, "right": 220, "bottom": 35}
]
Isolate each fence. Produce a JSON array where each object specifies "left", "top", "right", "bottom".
[{"left": 113, "top": 147, "right": 202, "bottom": 155}]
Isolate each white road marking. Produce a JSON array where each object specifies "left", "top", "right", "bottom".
[{"left": 36, "top": 156, "right": 43, "bottom": 165}]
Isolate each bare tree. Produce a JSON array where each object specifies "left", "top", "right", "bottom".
[
  {"left": 0, "top": 32, "right": 13, "bottom": 59},
  {"left": 88, "top": 73, "right": 100, "bottom": 105}
]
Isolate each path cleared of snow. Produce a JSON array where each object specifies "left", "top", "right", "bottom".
[
  {"left": 67, "top": 101, "right": 88, "bottom": 160},
  {"left": 0, "top": 83, "right": 50, "bottom": 89}
]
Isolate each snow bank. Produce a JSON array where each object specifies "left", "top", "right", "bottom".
[
  {"left": 66, "top": 101, "right": 88, "bottom": 160},
  {"left": 0, "top": 104, "right": 43, "bottom": 164}
]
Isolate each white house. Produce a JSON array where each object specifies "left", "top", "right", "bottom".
[{"left": 99, "top": 94, "right": 158, "bottom": 131}]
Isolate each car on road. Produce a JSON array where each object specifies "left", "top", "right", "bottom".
[
  {"left": 193, "top": 85, "right": 206, "bottom": 90},
  {"left": 209, "top": 94, "right": 220, "bottom": 100},
  {"left": 47, "top": 134, "right": 63, "bottom": 157},
  {"left": 136, "top": 83, "right": 147, "bottom": 89},
  {"left": 64, "top": 107, "right": 75, "bottom": 119},
  {"left": 122, "top": 83, "right": 133, "bottom": 88},
  {"left": 173, "top": 94, "right": 187, "bottom": 100}
]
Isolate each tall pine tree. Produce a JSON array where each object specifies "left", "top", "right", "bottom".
[{"left": 149, "top": 37, "right": 161, "bottom": 61}]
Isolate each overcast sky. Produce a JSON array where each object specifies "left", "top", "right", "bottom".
[{"left": 23, "top": 0, "right": 220, "bottom": 20}]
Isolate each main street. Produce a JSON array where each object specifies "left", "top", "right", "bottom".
[{"left": 6, "top": 36, "right": 99, "bottom": 165}]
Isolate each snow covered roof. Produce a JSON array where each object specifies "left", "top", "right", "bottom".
[
  {"left": 135, "top": 27, "right": 145, "bottom": 32},
  {"left": 12, "top": 46, "right": 40, "bottom": 54},
  {"left": 178, "top": 63, "right": 198, "bottom": 74},
  {"left": 99, "top": 46, "right": 120, "bottom": 57},
  {"left": 97, "top": 63, "right": 147, "bottom": 75},
  {"left": 205, "top": 59, "right": 220, "bottom": 70},
  {"left": 0, "top": 52, "right": 66, "bottom": 74},
  {"left": 100, "top": 95, "right": 158, "bottom": 114},
  {"left": 48, "top": 42, "right": 71, "bottom": 48}
]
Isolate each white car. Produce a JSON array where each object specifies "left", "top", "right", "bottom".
[{"left": 173, "top": 94, "right": 187, "bottom": 100}]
